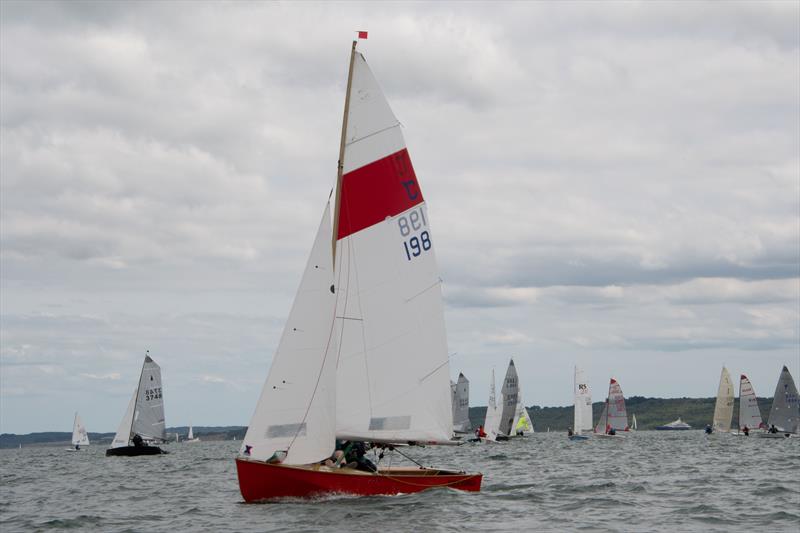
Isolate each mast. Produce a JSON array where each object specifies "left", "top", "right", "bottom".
[{"left": 332, "top": 40, "right": 358, "bottom": 264}]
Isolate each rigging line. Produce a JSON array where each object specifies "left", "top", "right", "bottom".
[
  {"left": 345, "top": 122, "right": 401, "bottom": 148},
  {"left": 404, "top": 278, "right": 442, "bottom": 303},
  {"left": 419, "top": 358, "right": 450, "bottom": 384},
  {"left": 386, "top": 445, "right": 425, "bottom": 468}
]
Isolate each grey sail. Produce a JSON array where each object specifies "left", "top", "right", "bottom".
[
  {"left": 451, "top": 373, "right": 471, "bottom": 433},
  {"left": 766, "top": 366, "right": 799, "bottom": 433},
  {"left": 132, "top": 355, "right": 167, "bottom": 442},
  {"left": 498, "top": 359, "right": 519, "bottom": 437},
  {"left": 594, "top": 401, "right": 609, "bottom": 433}
]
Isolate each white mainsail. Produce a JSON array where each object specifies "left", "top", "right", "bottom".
[
  {"left": 451, "top": 373, "right": 471, "bottom": 433},
  {"left": 241, "top": 204, "right": 338, "bottom": 464},
  {"left": 766, "top": 366, "right": 799, "bottom": 433},
  {"left": 712, "top": 366, "right": 734, "bottom": 432},
  {"left": 110, "top": 389, "right": 137, "bottom": 448},
  {"left": 738, "top": 374, "right": 764, "bottom": 431},
  {"left": 483, "top": 369, "right": 501, "bottom": 441},
  {"left": 332, "top": 50, "right": 452, "bottom": 444},
  {"left": 71, "top": 412, "right": 89, "bottom": 446},
  {"left": 188, "top": 425, "right": 194, "bottom": 440},
  {"left": 573, "top": 366, "right": 593, "bottom": 434},
  {"left": 132, "top": 355, "right": 167, "bottom": 442},
  {"left": 498, "top": 359, "right": 519, "bottom": 437},
  {"left": 632, "top": 414, "right": 638, "bottom": 430}
]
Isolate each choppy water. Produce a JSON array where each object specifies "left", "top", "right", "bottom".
[{"left": 1, "top": 431, "right": 798, "bottom": 532}]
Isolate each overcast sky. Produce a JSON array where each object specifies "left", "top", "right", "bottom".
[{"left": 1, "top": 1, "right": 798, "bottom": 434}]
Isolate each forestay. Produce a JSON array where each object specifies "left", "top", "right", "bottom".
[
  {"left": 766, "top": 366, "right": 799, "bottom": 434},
  {"left": 110, "top": 389, "right": 137, "bottom": 448},
  {"left": 132, "top": 355, "right": 167, "bottom": 442},
  {"left": 333, "top": 51, "right": 452, "bottom": 444},
  {"left": 72, "top": 413, "right": 89, "bottom": 446},
  {"left": 241, "top": 204, "right": 338, "bottom": 464},
  {"left": 574, "top": 366, "right": 593, "bottom": 434},
  {"left": 451, "top": 373, "right": 471, "bottom": 433},
  {"left": 498, "top": 360, "right": 519, "bottom": 437},
  {"left": 738, "top": 374, "right": 764, "bottom": 431},
  {"left": 712, "top": 366, "right": 734, "bottom": 432}
]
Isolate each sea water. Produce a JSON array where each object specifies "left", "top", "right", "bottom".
[{"left": 1, "top": 431, "right": 798, "bottom": 532}]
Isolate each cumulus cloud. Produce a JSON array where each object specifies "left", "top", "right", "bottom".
[{"left": 1, "top": 1, "right": 797, "bottom": 432}]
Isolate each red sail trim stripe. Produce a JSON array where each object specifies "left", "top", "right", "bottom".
[{"left": 337, "top": 148, "right": 424, "bottom": 240}]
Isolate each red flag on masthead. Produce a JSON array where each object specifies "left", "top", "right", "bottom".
[{"left": 357, "top": 31, "right": 368, "bottom": 39}]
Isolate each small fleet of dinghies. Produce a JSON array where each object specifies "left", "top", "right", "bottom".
[
  {"left": 704, "top": 365, "right": 799, "bottom": 438},
  {"left": 57, "top": 38, "right": 797, "bottom": 504}
]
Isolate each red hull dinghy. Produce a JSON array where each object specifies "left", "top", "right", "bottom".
[{"left": 235, "top": 38, "right": 481, "bottom": 501}]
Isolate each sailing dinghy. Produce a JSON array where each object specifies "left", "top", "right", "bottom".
[
  {"left": 736, "top": 374, "right": 765, "bottom": 435},
  {"left": 594, "top": 378, "right": 628, "bottom": 438},
  {"left": 758, "top": 366, "right": 799, "bottom": 438},
  {"left": 235, "top": 39, "right": 481, "bottom": 501},
  {"left": 451, "top": 373, "right": 472, "bottom": 435},
  {"left": 497, "top": 359, "right": 520, "bottom": 439},
  {"left": 480, "top": 369, "right": 502, "bottom": 442},
  {"left": 106, "top": 353, "right": 168, "bottom": 456},
  {"left": 67, "top": 412, "right": 90, "bottom": 451},
  {"left": 569, "top": 366, "right": 592, "bottom": 441},
  {"left": 185, "top": 424, "right": 200, "bottom": 443},
  {"left": 711, "top": 366, "right": 734, "bottom": 434}
]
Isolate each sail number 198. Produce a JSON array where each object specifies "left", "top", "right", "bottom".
[{"left": 398, "top": 207, "right": 431, "bottom": 261}]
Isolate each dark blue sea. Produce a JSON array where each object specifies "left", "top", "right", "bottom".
[{"left": 1, "top": 431, "right": 798, "bottom": 532}]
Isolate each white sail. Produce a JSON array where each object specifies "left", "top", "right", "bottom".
[
  {"left": 574, "top": 366, "right": 593, "bottom": 434},
  {"left": 632, "top": 414, "right": 638, "bottom": 430},
  {"left": 110, "top": 389, "right": 137, "bottom": 448},
  {"left": 451, "top": 373, "right": 471, "bottom": 433},
  {"left": 71, "top": 413, "right": 89, "bottom": 446},
  {"left": 187, "top": 425, "right": 195, "bottom": 440},
  {"left": 712, "top": 366, "right": 734, "bottom": 432},
  {"left": 766, "top": 366, "right": 799, "bottom": 433},
  {"left": 333, "top": 51, "right": 452, "bottom": 444},
  {"left": 738, "top": 374, "right": 764, "bottom": 431},
  {"left": 132, "top": 355, "right": 167, "bottom": 442},
  {"left": 241, "top": 204, "right": 338, "bottom": 464},
  {"left": 498, "top": 359, "right": 519, "bottom": 437},
  {"left": 483, "top": 369, "right": 501, "bottom": 441}
]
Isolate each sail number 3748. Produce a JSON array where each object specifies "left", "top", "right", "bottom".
[{"left": 398, "top": 207, "right": 431, "bottom": 261}]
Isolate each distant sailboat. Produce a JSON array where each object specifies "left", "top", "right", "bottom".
[
  {"left": 570, "top": 366, "right": 592, "bottom": 441},
  {"left": 483, "top": 368, "right": 502, "bottom": 441},
  {"left": 737, "top": 374, "right": 765, "bottom": 435},
  {"left": 185, "top": 424, "right": 200, "bottom": 443},
  {"left": 711, "top": 366, "right": 734, "bottom": 433},
  {"left": 451, "top": 373, "right": 471, "bottom": 434},
  {"left": 594, "top": 378, "right": 627, "bottom": 437},
  {"left": 631, "top": 414, "right": 638, "bottom": 431},
  {"left": 234, "top": 39, "right": 481, "bottom": 500},
  {"left": 67, "top": 412, "right": 90, "bottom": 451},
  {"left": 498, "top": 358, "right": 520, "bottom": 439},
  {"left": 758, "top": 366, "right": 799, "bottom": 438},
  {"left": 106, "top": 352, "right": 168, "bottom": 456}
]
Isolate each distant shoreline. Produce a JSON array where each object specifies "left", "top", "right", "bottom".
[{"left": 1, "top": 395, "right": 775, "bottom": 448}]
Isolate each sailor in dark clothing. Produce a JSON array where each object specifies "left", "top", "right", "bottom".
[
  {"left": 132, "top": 434, "right": 144, "bottom": 447},
  {"left": 742, "top": 426, "right": 749, "bottom": 436},
  {"left": 769, "top": 424, "right": 778, "bottom": 434},
  {"left": 705, "top": 425, "right": 713, "bottom": 435}
]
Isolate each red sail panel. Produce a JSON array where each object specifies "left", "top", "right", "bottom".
[{"left": 337, "top": 148, "right": 424, "bottom": 240}]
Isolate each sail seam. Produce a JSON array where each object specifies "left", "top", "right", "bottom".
[{"left": 345, "top": 122, "right": 401, "bottom": 148}]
